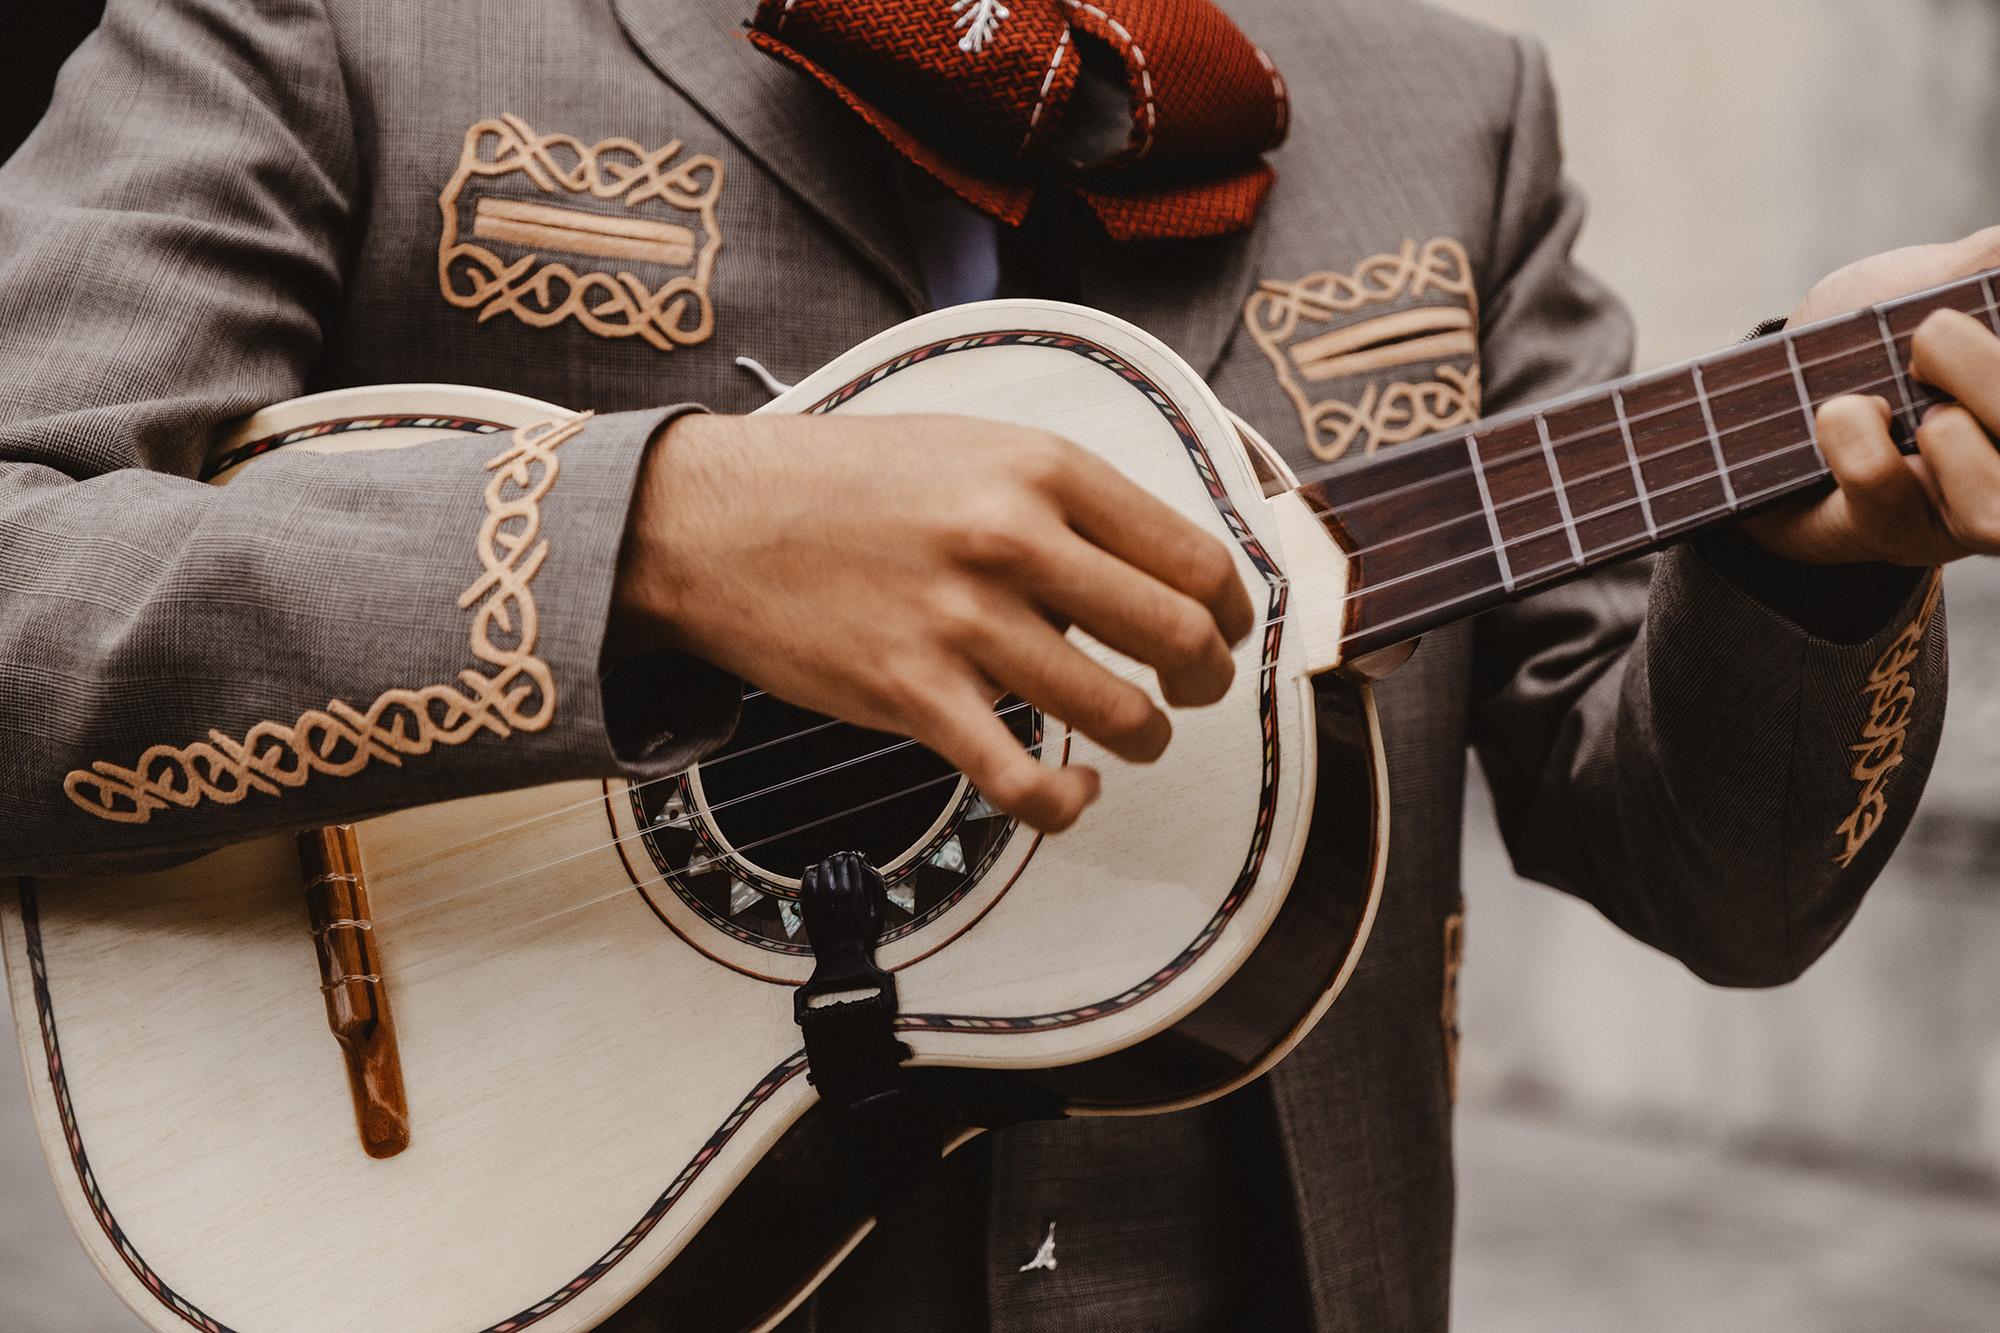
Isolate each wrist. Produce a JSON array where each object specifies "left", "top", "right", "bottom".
[{"left": 608, "top": 406, "right": 718, "bottom": 663}]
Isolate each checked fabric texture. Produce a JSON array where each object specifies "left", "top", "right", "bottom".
[{"left": 747, "top": 0, "right": 1290, "bottom": 240}]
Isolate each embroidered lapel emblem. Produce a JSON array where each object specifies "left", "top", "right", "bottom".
[
  {"left": 1833, "top": 571, "right": 1944, "bottom": 867},
  {"left": 438, "top": 115, "right": 726, "bottom": 352},
  {"left": 1242, "top": 237, "right": 1481, "bottom": 461}
]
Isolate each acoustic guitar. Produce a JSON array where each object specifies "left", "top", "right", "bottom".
[{"left": 3, "top": 278, "right": 1984, "bottom": 1331}]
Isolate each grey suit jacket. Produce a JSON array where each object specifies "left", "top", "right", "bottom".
[{"left": 0, "top": 0, "right": 1947, "bottom": 1328}]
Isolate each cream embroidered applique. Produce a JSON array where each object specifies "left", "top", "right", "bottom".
[
  {"left": 438, "top": 114, "right": 725, "bottom": 352},
  {"left": 1243, "top": 237, "right": 1481, "bottom": 462},
  {"left": 953, "top": 0, "right": 1012, "bottom": 52},
  {"left": 1441, "top": 908, "right": 1465, "bottom": 1104},
  {"left": 64, "top": 415, "right": 590, "bottom": 825},
  {"left": 1832, "top": 571, "right": 1944, "bottom": 867},
  {"left": 1016, "top": 1222, "right": 1058, "bottom": 1273}
]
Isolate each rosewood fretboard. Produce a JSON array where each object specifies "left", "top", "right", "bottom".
[{"left": 1297, "top": 268, "right": 2000, "bottom": 658}]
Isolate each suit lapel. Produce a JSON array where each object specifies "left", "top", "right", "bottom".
[
  {"left": 1076, "top": 217, "right": 1272, "bottom": 381},
  {"left": 613, "top": 0, "right": 928, "bottom": 313}
]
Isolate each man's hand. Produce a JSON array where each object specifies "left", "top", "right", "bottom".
[
  {"left": 1742, "top": 226, "right": 2000, "bottom": 565},
  {"left": 613, "top": 412, "right": 1257, "bottom": 832}
]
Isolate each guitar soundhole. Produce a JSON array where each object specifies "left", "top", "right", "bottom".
[
  {"left": 629, "top": 693, "right": 1040, "bottom": 956},
  {"left": 698, "top": 695, "right": 961, "bottom": 878}
]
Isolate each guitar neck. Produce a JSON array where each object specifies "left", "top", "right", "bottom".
[{"left": 1296, "top": 267, "right": 2000, "bottom": 659}]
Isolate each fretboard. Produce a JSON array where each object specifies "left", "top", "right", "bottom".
[{"left": 1296, "top": 267, "right": 1999, "bottom": 659}]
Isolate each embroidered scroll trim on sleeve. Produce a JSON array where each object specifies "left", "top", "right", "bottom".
[
  {"left": 1831, "top": 570, "right": 1943, "bottom": 868},
  {"left": 64, "top": 413, "right": 590, "bottom": 826}
]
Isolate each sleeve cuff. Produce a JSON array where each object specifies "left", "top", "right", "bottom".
[
  {"left": 600, "top": 649, "right": 743, "bottom": 773},
  {"left": 1689, "top": 524, "right": 1929, "bottom": 646},
  {"left": 561, "top": 402, "right": 742, "bottom": 779}
]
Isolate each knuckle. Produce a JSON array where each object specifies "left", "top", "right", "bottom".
[
  {"left": 1158, "top": 604, "right": 1220, "bottom": 666},
  {"left": 1008, "top": 432, "right": 1076, "bottom": 491},
  {"left": 928, "top": 586, "right": 993, "bottom": 649},
  {"left": 1921, "top": 404, "right": 1978, "bottom": 442},
  {"left": 1096, "top": 685, "right": 1156, "bottom": 739},
  {"left": 874, "top": 661, "right": 939, "bottom": 724},
  {"left": 1964, "top": 494, "right": 2000, "bottom": 545},
  {"left": 1818, "top": 395, "right": 1880, "bottom": 435},
  {"left": 977, "top": 761, "right": 1041, "bottom": 812},
  {"left": 951, "top": 496, "right": 1041, "bottom": 569},
  {"left": 1183, "top": 537, "right": 1237, "bottom": 599}
]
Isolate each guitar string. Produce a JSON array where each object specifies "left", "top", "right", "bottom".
[
  {"left": 367, "top": 426, "right": 1877, "bottom": 966},
  {"left": 1347, "top": 462, "right": 1888, "bottom": 644},
  {"left": 366, "top": 704, "right": 1036, "bottom": 927},
  {"left": 350, "top": 289, "right": 1991, "bottom": 880},
  {"left": 1326, "top": 388, "right": 1875, "bottom": 601},
  {"left": 363, "top": 626, "right": 1284, "bottom": 927},
  {"left": 360, "top": 324, "right": 1966, "bottom": 882},
  {"left": 372, "top": 744, "right": 1051, "bottom": 967},
  {"left": 1300, "top": 341, "right": 1981, "bottom": 619},
  {"left": 363, "top": 402, "right": 1867, "bottom": 932},
  {"left": 1294, "top": 324, "right": 1965, "bottom": 526},
  {"left": 1325, "top": 388, "right": 1838, "bottom": 561}
]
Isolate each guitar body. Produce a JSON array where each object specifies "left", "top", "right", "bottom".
[{"left": 1, "top": 302, "right": 1385, "bottom": 1332}]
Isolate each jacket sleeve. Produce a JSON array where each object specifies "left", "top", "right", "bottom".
[
  {"left": 0, "top": 0, "right": 737, "bottom": 875},
  {"left": 1465, "top": 35, "right": 1946, "bottom": 987}
]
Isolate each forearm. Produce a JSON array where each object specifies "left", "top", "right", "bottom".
[
  {"left": 1485, "top": 544, "right": 1945, "bottom": 987},
  {"left": 0, "top": 406, "right": 740, "bottom": 875}
]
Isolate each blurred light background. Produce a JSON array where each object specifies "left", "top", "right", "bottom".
[
  {"left": 1432, "top": 1, "right": 2000, "bottom": 1329},
  {"left": 2, "top": 2, "right": 1997, "bottom": 1330}
]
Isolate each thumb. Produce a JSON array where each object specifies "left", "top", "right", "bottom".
[
  {"left": 1938, "top": 224, "right": 2000, "bottom": 279},
  {"left": 1794, "top": 226, "right": 2000, "bottom": 326}
]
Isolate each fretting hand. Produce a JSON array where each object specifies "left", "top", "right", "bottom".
[
  {"left": 1742, "top": 225, "right": 2000, "bottom": 565},
  {"left": 614, "top": 412, "right": 1257, "bottom": 833}
]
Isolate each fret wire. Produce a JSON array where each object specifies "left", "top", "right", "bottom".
[
  {"left": 367, "top": 274, "right": 2000, "bottom": 892},
  {"left": 1783, "top": 334, "right": 1824, "bottom": 467},
  {"left": 1359, "top": 425, "right": 1828, "bottom": 602},
  {"left": 1690, "top": 364, "right": 1737, "bottom": 508},
  {"left": 1336, "top": 341, "right": 1937, "bottom": 624},
  {"left": 1346, "top": 454, "right": 1838, "bottom": 646},
  {"left": 1875, "top": 306, "right": 1921, "bottom": 439},
  {"left": 1320, "top": 278, "right": 2000, "bottom": 626},
  {"left": 1323, "top": 347, "right": 1903, "bottom": 549},
  {"left": 1319, "top": 293, "right": 1998, "bottom": 526},
  {"left": 1463, "top": 432, "right": 1515, "bottom": 592},
  {"left": 1610, "top": 388, "right": 1658, "bottom": 540},
  {"left": 1309, "top": 276, "right": 2000, "bottom": 520},
  {"left": 1534, "top": 413, "right": 1584, "bottom": 564}
]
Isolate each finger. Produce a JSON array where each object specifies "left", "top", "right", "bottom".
[
  {"left": 1915, "top": 404, "right": 2000, "bottom": 554},
  {"left": 1818, "top": 395, "right": 1961, "bottom": 565},
  {"left": 1013, "top": 530, "right": 1237, "bottom": 707},
  {"left": 909, "top": 678, "right": 1100, "bottom": 832},
  {"left": 970, "top": 608, "right": 1173, "bottom": 763},
  {"left": 1041, "top": 445, "right": 1259, "bottom": 647},
  {"left": 1747, "top": 396, "right": 1887, "bottom": 563},
  {"left": 1910, "top": 308, "right": 2000, "bottom": 431},
  {"left": 1942, "top": 225, "right": 2000, "bottom": 279}
]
